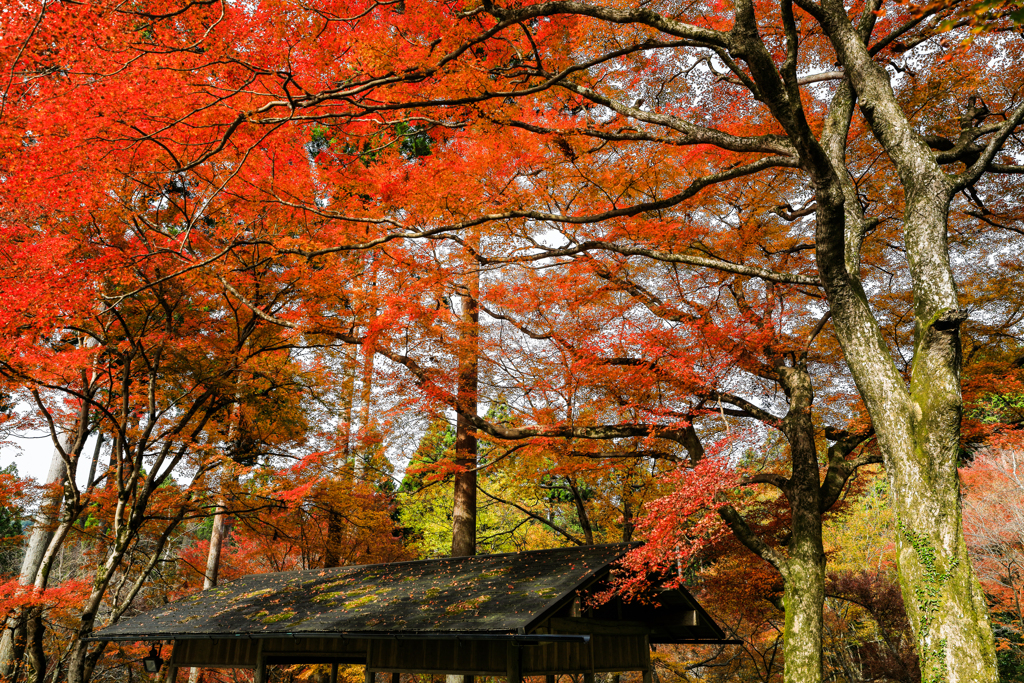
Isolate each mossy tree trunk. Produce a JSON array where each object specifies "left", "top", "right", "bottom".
[
  {"left": 802, "top": 0, "right": 1022, "bottom": 677},
  {"left": 715, "top": 361, "right": 840, "bottom": 683}
]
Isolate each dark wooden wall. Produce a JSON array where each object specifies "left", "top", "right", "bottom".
[
  {"left": 368, "top": 635, "right": 649, "bottom": 675},
  {"left": 171, "top": 634, "right": 650, "bottom": 677}
]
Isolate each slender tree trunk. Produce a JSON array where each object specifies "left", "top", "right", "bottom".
[
  {"left": 341, "top": 345, "right": 356, "bottom": 465},
  {"left": 85, "top": 433, "right": 104, "bottom": 494},
  {"left": 717, "top": 362, "right": 828, "bottom": 683},
  {"left": 357, "top": 340, "right": 375, "bottom": 480},
  {"left": 449, "top": 242, "right": 480, "bottom": 683},
  {"left": 188, "top": 503, "right": 228, "bottom": 683},
  {"left": 325, "top": 345, "right": 358, "bottom": 568},
  {"left": 0, "top": 433, "right": 71, "bottom": 677},
  {"left": 451, "top": 253, "right": 479, "bottom": 559},
  {"left": 567, "top": 479, "right": 594, "bottom": 545}
]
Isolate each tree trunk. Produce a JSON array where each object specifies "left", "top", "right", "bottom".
[
  {"left": 567, "top": 478, "right": 594, "bottom": 546},
  {"left": 809, "top": 5, "right": 1000, "bottom": 677},
  {"left": 189, "top": 503, "right": 228, "bottom": 683},
  {"left": 451, "top": 245, "right": 480, "bottom": 559},
  {"left": 449, "top": 243, "right": 480, "bottom": 683},
  {"left": 778, "top": 365, "right": 825, "bottom": 683},
  {"left": 717, "top": 362, "right": 827, "bottom": 683},
  {"left": 325, "top": 345, "right": 358, "bottom": 568},
  {"left": 357, "top": 341, "right": 375, "bottom": 480},
  {"left": 0, "top": 433, "right": 71, "bottom": 677}
]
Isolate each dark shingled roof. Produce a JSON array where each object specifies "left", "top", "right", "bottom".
[{"left": 93, "top": 545, "right": 635, "bottom": 641}]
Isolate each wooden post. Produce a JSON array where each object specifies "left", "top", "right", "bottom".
[
  {"left": 364, "top": 639, "right": 374, "bottom": 683},
  {"left": 391, "top": 673, "right": 400, "bottom": 683},
  {"left": 506, "top": 643, "right": 521, "bottom": 683},
  {"left": 164, "top": 645, "right": 178, "bottom": 683},
  {"left": 584, "top": 632, "right": 595, "bottom": 683},
  {"left": 641, "top": 635, "right": 653, "bottom": 683},
  {"left": 330, "top": 664, "right": 339, "bottom": 683}
]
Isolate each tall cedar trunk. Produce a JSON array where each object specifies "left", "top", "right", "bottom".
[
  {"left": 808, "top": 3, "right": 1000, "bottom": 678},
  {"left": 451, "top": 249, "right": 479, "bottom": 559},
  {"left": 325, "top": 345, "right": 358, "bottom": 568},
  {"left": 0, "top": 431, "right": 71, "bottom": 677},
  {"left": 448, "top": 247, "right": 479, "bottom": 683},
  {"left": 188, "top": 503, "right": 228, "bottom": 683},
  {"left": 358, "top": 339, "right": 375, "bottom": 480}
]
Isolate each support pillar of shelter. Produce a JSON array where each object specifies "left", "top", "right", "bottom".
[
  {"left": 164, "top": 646, "right": 178, "bottom": 683},
  {"left": 641, "top": 634, "right": 654, "bottom": 683},
  {"left": 506, "top": 643, "right": 520, "bottom": 683}
]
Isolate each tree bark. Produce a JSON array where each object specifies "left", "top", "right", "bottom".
[
  {"left": 188, "top": 503, "right": 228, "bottom": 683},
  {"left": 808, "top": 3, "right": 1001, "bottom": 678},
  {"left": 358, "top": 340, "right": 375, "bottom": 480},
  {"left": 451, "top": 242, "right": 480, "bottom": 559},
  {"left": 325, "top": 345, "right": 358, "bottom": 568},
  {"left": 449, "top": 241, "right": 480, "bottom": 683},
  {"left": 716, "top": 362, "right": 829, "bottom": 683},
  {"left": 0, "top": 431, "right": 72, "bottom": 677},
  {"left": 778, "top": 364, "right": 825, "bottom": 683}
]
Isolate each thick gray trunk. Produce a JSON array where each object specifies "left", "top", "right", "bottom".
[
  {"left": 808, "top": 3, "right": 998, "bottom": 678},
  {"left": 782, "top": 553, "right": 825, "bottom": 683}
]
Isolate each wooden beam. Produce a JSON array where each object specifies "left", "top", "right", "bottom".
[
  {"left": 549, "top": 618, "right": 651, "bottom": 637},
  {"left": 331, "top": 663, "right": 339, "bottom": 683}
]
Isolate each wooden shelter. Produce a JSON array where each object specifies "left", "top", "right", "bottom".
[{"left": 90, "top": 545, "right": 731, "bottom": 683}]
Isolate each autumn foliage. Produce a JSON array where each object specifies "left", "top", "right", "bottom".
[{"left": 1, "top": 0, "right": 1024, "bottom": 680}]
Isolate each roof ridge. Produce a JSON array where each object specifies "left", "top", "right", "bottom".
[{"left": 227, "top": 543, "right": 637, "bottom": 584}]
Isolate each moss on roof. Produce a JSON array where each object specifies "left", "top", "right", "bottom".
[{"left": 94, "top": 545, "right": 632, "bottom": 640}]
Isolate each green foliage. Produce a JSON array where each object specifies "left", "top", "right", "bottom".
[
  {"left": 993, "top": 618, "right": 1024, "bottom": 682},
  {"left": 331, "top": 121, "right": 434, "bottom": 166},
  {"left": 0, "top": 462, "right": 25, "bottom": 576},
  {"left": 396, "top": 417, "right": 531, "bottom": 557},
  {"left": 970, "top": 393, "right": 1024, "bottom": 426}
]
